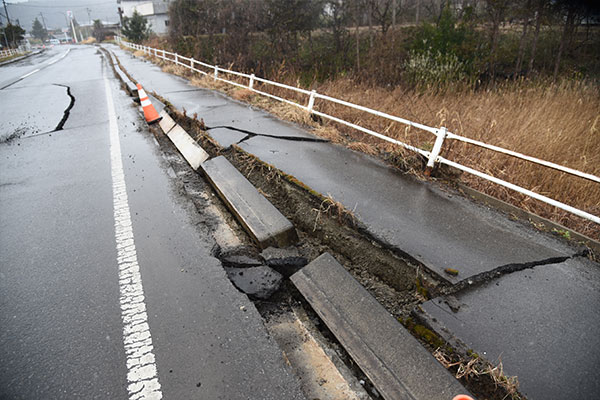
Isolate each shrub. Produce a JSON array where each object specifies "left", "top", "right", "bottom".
[{"left": 403, "top": 50, "right": 468, "bottom": 89}]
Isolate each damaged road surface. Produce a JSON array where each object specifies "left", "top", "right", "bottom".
[
  {"left": 0, "top": 46, "right": 304, "bottom": 399},
  {"left": 418, "top": 256, "right": 600, "bottom": 400},
  {"left": 103, "top": 42, "right": 600, "bottom": 400}
]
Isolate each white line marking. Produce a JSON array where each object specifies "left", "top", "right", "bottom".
[
  {"left": 104, "top": 70, "right": 163, "bottom": 400},
  {"left": 19, "top": 68, "right": 40, "bottom": 79},
  {"left": 15, "top": 49, "right": 69, "bottom": 81},
  {"left": 48, "top": 49, "right": 70, "bottom": 65}
]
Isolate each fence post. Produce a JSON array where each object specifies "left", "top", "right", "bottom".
[
  {"left": 162, "top": 49, "right": 165, "bottom": 59},
  {"left": 175, "top": 53, "right": 178, "bottom": 65},
  {"left": 190, "top": 57, "right": 195, "bottom": 70},
  {"left": 249, "top": 73, "right": 255, "bottom": 89},
  {"left": 214, "top": 66, "right": 219, "bottom": 81},
  {"left": 307, "top": 90, "right": 317, "bottom": 113},
  {"left": 425, "top": 126, "right": 447, "bottom": 176}
]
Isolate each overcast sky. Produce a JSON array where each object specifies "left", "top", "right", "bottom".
[{"left": 3, "top": 0, "right": 119, "bottom": 30}]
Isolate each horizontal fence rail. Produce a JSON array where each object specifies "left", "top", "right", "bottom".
[{"left": 117, "top": 37, "right": 600, "bottom": 225}]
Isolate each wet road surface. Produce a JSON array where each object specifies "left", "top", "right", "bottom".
[{"left": 0, "top": 46, "right": 304, "bottom": 399}]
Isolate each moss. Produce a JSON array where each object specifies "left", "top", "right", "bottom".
[
  {"left": 415, "top": 277, "right": 429, "bottom": 298},
  {"left": 413, "top": 325, "right": 445, "bottom": 349},
  {"left": 467, "top": 349, "right": 479, "bottom": 358}
]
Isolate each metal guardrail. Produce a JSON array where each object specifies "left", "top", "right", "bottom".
[
  {"left": 0, "top": 48, "right": 25, "bottom": 58},
  {"left": 117, "top": 37, "right": 600, "bottom": 225}
]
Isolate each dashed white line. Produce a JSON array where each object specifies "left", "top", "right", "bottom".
[
  {"left": 16, "top": 49, "right": 70, "bottom": 80},
  {"left": 48, "top": 48, "right": 70, "bottom": 65},
  {"left": 19, "top": 68, "right": 40, "bottom": 79},
  {"left": 104, "top": 69, "right": 163, "bottom": 400}
]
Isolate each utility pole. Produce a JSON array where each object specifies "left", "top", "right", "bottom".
[
  {"left": 67, "top": 11, "right": 78, "bottom": 43},
  {"left": 86, "top": 8, "right": 92, "bottom": 25},
  {"left": 2, "top": 0, "right": 10, "bottom": 25},
  {"left": 39, "top": 12, "right": 47, "bottom": 30}
]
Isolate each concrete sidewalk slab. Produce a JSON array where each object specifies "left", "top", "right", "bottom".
[
  {"left": 291, "top": 253, "right": 471, "bottom": 400},
  {"left": 418, "top": 256, "right": 600, "bottom": 400},
  {"left": 105, "top": 43, "right": 581, "bottom": 284},
  {"left": 201, "top": 156, "right": 298, "bottom": 248}
]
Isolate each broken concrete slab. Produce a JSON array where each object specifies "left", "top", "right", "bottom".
[
  {"left": 418, "top": 257, "right": 600, "bottom": 400},
  {"left": 165, "top": 125, "right": 209, "bottom": 170},
  {"left": 291, "top": 253, "right": 471, "bottom": 400},
  {"left": 221, "top": 254, "right": 263, "bottom": 268},
  {"left": 225, "top": 265, "right": 283, "bottom": 299},
  {"left": 201, "top": 156, "right": 298, "bottom": 249},
  {"left": 260, "top": 247, "right": 308, "bottom": 277},
  {"left": 158, "top": 109, "right": 177, "bottom": 134}
]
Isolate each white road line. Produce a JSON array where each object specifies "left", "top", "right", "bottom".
[
  {"left": 19, "top": 68, "right": 40, "bottom": 79},
  {"left": 16, "top": 49, "right": 69, "bottom": 80},
  {"left": 48, "top": 49, "right": 70, "bottom": 65},
  {"left": 104, "top": 71, "right": 163, "bottom": 400}
]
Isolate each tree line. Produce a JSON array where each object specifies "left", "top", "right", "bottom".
[{"left": 160, "top": 1, "right": 600, "bottom": 87}]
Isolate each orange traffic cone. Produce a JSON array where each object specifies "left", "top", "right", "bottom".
[{"left": 137, "top": 84, "right": 162, "bottom": 125}]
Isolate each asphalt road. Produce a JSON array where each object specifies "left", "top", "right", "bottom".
[{"left": 0, "top": 46, "right": 304, "bottom": 399}]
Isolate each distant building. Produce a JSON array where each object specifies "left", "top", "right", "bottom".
[{"left": 117, "top": 0, "right": 172, "bottom": 35}]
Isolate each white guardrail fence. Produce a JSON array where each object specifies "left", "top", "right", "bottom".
[
  {"left": 116, "top": 36, "right": 600, "bottom": 225},
  {"left": 0, "top": 48, "right": 25, "bottom": 58}
]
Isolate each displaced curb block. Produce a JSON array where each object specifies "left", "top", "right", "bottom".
[
  {"left": 201, "top": 156, "right": 298, "bottom": 249},
  {"left": 104, "top": 48, "right": 137, "bottom": 97},
  {"left": 165, "top": 125, "right": 209, "bottom": 170},
  {"left": 291, "top": 253, "right": 471, "bottom": 400},
  {"left": 158, "top": 109, "right": 177, "bottom": 134}
]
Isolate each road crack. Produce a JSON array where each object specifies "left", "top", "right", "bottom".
[
  {"left": 53, "top": 84, "right": 76, "bottom": 131},
  {"left": 205, "top": 125, "right": 330, "bottom": 144},
  {"left": 446, "top": 250, "right": 589, "bottom": 295}
]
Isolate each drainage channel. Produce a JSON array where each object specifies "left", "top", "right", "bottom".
[{"left": 144, "top": 117, "right": 388, "bottom": 400}]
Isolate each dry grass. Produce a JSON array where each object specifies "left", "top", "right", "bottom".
[
  {"left": 124, "top": 45, "right": 600, "bottom": 239},
  {"left": 348, "top": 141, "right": 377, "bottom": 155},
  {"left": 312, "top": 194, "right": 357, "bottom": 231},
  {"left": 314, "top": 125, "right": 344, "bottom": 143},
  {"left": 434, "top": 349, "right": 523, "bottom": 400}
]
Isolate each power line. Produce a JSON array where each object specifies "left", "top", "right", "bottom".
[{"left": 6, "top": 1, "right": 114, "bottom": 8}]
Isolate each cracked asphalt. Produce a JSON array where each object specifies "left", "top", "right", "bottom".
[
  {"left": 104, "top": 43, "right": 600, "bottom": 400},
  {"left": 0, "top": 45, "right": 304, "bottom": 399}
]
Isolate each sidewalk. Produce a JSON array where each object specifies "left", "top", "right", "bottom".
[{"left": 105, "top": 44, "right": 600, "bottom": 399}]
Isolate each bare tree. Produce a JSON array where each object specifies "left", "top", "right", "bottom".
[
  {"left": 514, "top": 0, "right": 532, "bottom": 78},
  {"left": 370, "top": 0, "right": 395, "bottom": 34},
  {"left": 552, "top": 0, "right": 582, "bottom": 81},
  {"left": 485, "top": 0, "right": 513, "bottom": 79}
]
